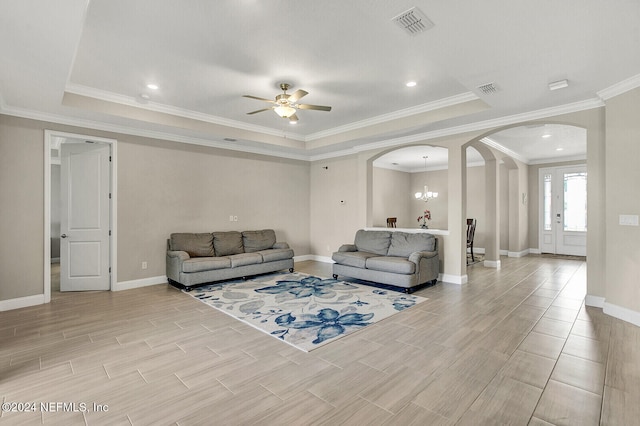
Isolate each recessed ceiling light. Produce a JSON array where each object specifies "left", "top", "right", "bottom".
[
  {"left": 289, "top": 120, "right": 297, "bottom": 125},
  {"left": 406, "top": 81, "right": 417, "bottom": 87},
  {"left": 139, "top": 93, "right": 150, "bottom": 100},
  {"left": 542, "top": 134, "right": 552, "bottom": 138},
  {"left": 556, "top": 147, "right": 564, "bottom": 151},
  {"left": 146, "top": 83, "right": 159, "bottom": 90}
]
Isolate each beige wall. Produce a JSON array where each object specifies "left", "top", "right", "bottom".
[
  {"left": 310, "top": 155, "right": 360, "bottom": 258},
  {"left": 372, "top": 167, "right": 412, "bottom": 227},
  {"left": 117, "top": 136, "right": 310, "bottom": 282},
  {"left": 372, "top": 164, "right": 509, "bottom": 252},
  {"left": 410, "top": 169, "right": 450, "bottom": 230},
  {"left": 0, "top": 115, "right": 311, "bottom": 301},
  {"left": 0, "top": 116, "right": 44, "bottom": 300},
  {"left": 604, "top": 87, "right": 640, "bottom": 313}
]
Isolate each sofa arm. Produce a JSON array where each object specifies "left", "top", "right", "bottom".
[
  {"left": 338, "top": 244, "right": 357, "bottom": 252},
  {"left": 273, "top": 242, "right": 290, "bottom": 249},
  {"left": 167, "top": 250, "right": 190, "bottom": 261},
  {"left": 166, "top": 250, "right": 189, "bottom": 283},
  {"left": 409, "top": 250, "right": 439, "bottom": 284},
  {"left": 408, "top": 250, "right": 437, "bottom": 264}
]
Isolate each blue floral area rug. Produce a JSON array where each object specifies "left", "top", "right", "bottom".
[{"left": 185, "top": 272, "right": 427, "bottom": 352}]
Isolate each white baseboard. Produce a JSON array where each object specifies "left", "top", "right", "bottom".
[
  {"left": 295, "top": 255, "right": 334, "bottom": 263},
  {"left": 529, "top": 248, "right": 542, "bottom": 255},
  {"left": 441, "top": 274, "right": 468, "bottom": 285},
  {"left": 585, "top": 294, "right": 605, "bottom": 308},
  {"left": 484, "top": 260, "right": 501, "bottom": 268},
  {"left": 51, "top": 257, "right": 60, "bottom": 263},
  {"left": 114, "top": 275, "right": 167, "bottom": 291},
  {"left": 508, "top": 249, "right": 530, "bottom": 258},
  {"left": 500, "top": 250, "right": 509, "bottom": 256},
  {"left": 604, "top": 301, "right": 640, "bottom": 327},
  {"left": 0, "top": 294, "right": 45, "bottom": 311}
]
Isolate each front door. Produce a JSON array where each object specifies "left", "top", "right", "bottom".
[
  {"left": 60, "top": 141, "right": 111, "bottom": 291},
  {"left": 540, "top": 165, "right": 587, "bottom": 256}
]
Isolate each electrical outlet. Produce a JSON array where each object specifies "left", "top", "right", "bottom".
[
  {"left": 141, "top": 261, "right": 147, "bottom": 270},
  {"left": 233, "top": 216, "right": 238, "bottom": 221},
  {"left": 229, "top": 215, "right": 234, "bottom": 222}
]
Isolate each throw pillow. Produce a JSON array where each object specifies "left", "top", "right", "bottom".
[
  {"left": 213, "top": 231, "right": 244, "bottom": 256},
  {"left": 387, "top": 232, "right": 435, "bottom": 257},
  {"left": 170, "top": 233, "right": 214, "bottom": 257},
  {"left": 242, "top": 229, "right": 276, "bottom": 253}
]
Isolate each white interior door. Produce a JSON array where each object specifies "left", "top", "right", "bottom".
[
  {"left": 539, "top": 166, "right": 587, "bottom": 256},
  {"left": 60, "top": 142, "right": 111, "bottom": 291}
]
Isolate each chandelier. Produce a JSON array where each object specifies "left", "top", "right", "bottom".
[
  {"left": 415, "top": 185, "right": 438, "bottom": 202},
  {"left": 414, "top": 156, "right": 438, "bottom": 202}
]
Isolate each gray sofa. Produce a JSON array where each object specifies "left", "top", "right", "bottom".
[
  {"left": 166, "top": 229, "right": 294, "bottom": 291},
  {"left": 332, "top": 229, "right": 439, "bottom": 293}
]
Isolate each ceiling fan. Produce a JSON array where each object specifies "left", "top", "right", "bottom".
[{"left": 243, "top": 83, "right": 332, "bottom": 122}]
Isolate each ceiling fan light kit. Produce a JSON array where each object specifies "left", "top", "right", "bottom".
[{"left": 243, "top": 83, "right": 332, "bottom": 122}]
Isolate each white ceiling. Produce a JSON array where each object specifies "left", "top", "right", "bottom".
[{"left": 1, "top": 1, "right": 639, "bottom": 163}]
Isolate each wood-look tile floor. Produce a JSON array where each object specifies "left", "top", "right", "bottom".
[{"left": 1, "top": 256, "right": 638, "bottom": 425}]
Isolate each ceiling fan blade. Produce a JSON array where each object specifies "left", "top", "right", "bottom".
[
  {"left": 243, "top": 95, "right": 275, "bottom": 103},
  {"left": 297, "top": 104, "right": 332, "bottom": 112},
  {"left": 246, "top": 108, "right": 273, "bottom": 115},
  {"left": 288, "top": 113, "right": 299, "bottom": 122},
  {"left": 287, "top": 89, "right": 308, "bottom": 103}
]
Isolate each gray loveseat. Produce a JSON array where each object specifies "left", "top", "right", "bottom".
[
  {"left": 166, "top": 229, "right": 294, "bottom": 291},
  {"left": 332, "top": 229, "right": 439, "bottom": 293}
]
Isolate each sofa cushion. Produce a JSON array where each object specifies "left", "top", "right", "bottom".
[
  {"left": 228, "top": 253, "right": 263, "bottom": 267},
  {"left": 242, "top": 229, "right": 276, "bottom": 253},
  {"left": 170, "top": 233, "right": 214, "bottom": 257},
  {"left": 182, "top": 257, "right": 230, "bottom": 273},
  {"left": 213, "top": 231, "right": 244, "bottom": 256},
  {"left": 354, "top": 230, "right": 392, "bottom": 256},
  {"left": 387, "top": 232, "right": 436, "bottom": 257},
  {"left": 259, "top": 248, "right": 294, "bottom": 262},
  {"left": 332, "top": 251, "right": 379, "bottom": 268},
  {"left": 366, "top": 256, "right": 416, "bottom": 275}
]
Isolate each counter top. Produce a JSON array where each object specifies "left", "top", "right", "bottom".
[{"left": 365, "top": 227, "right": 450, "bottom": 236}]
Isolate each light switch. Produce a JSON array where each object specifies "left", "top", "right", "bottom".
[{"left": 619, "top": 214, "right": 639, "bottom": 226}]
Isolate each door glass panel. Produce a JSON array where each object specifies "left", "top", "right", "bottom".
[
  {"left": 543, "top": 173, "right": 552, "bottom": 231},
  {"left": 563, "top": 172, "right": 587, "bottom": 232}
]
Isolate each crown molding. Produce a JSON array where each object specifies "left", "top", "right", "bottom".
[
  {"left": 528, "top": 154, "right": 586, "bottom": 165},
  {"left": 480, "top": 137, "right": 529, "bottom": 164},
  {"left": 0, "top": 104, "right": 311, "bottom": 162},
  {"left": 2, "top": 93, "right": 602, "bottom": 164},
  {"left": 309, "top": 98, "right": 603, "bottom": 162},
  {"left": 305, "top": 92, "right": 480, "bottom": 141},
  {"left": 597, "top": 73, "right": 640, "bottom": 101},
  {"left": 64, "top": 83, "right": 307, "bottom": 142}
]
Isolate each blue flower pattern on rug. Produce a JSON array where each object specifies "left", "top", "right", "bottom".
[
  {"left": 255, "top": 275, "right": 360, "bottom": 301},
  {"left": 189, "top": 272, "right": 426, "bottom": 351},
  {"left": 273, "top": 308, "right": 374, "bottom": 344}
]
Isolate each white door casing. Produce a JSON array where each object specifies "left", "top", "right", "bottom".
[
  {"left": 60, "top": 142, "right": 111, "bottom": 291},
  {"left": 539, "top": 165, "right": 587, "bottom": 256}
]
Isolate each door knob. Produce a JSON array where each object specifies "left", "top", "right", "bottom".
[{"left": 61, "top": 234, "right": 68, "bottom": 238}]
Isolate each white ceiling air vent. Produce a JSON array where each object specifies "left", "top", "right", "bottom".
[
  {"left": 392, "top": 7, "right": 434, "bottom": 35},
  {"left": 477, "top": 82, "right": 499, "bottom": 95}
]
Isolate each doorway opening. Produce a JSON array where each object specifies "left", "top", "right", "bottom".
[
  {"left": 44, "top": 131, "right": 118, "bottom": 302},
  {"left": 539, "top": 165, "right": 587, "bottom": 256}
]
